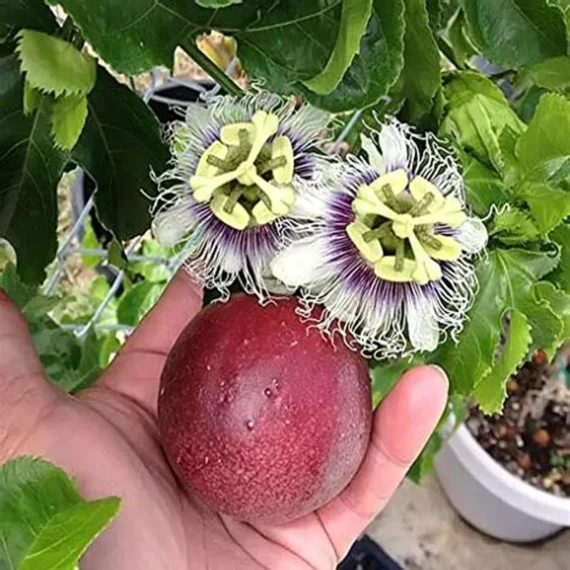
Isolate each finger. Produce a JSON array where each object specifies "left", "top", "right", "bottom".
[
  {"left": 0, "top": 289, "right": 59, "bottom": 458},
  {"left": 98, "top": 270, "right": 203, "bottom": 412},
  {"left": 317, "top": 365, "right": 448, "bottom": 559}
]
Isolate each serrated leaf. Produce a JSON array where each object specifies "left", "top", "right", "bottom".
[
  {"left": 196, "top": 0, "right": 242, "bottom": 6},
  {"left": 0, "top": 262, "right": 36, "bottom": 307},
  {"left": 474, "top": 309, "right": 531, "bottom": 415},
  {"left": 460, "top": 0, "right": 567, "bottom": 68},
  {"left": 58, "top": 0, "right": 272, "bottom": 75},
  {"left": 117, "top": 280, "right": 165, "bottom": 326},
  {"left": 440, "top": 72, "right": 525, "bottom": 170},
  {"left": 16, "top": 30, "right": 96, "bottom": 97},
  {"left": 303, "top": 0, "right": 374, "bottom": 95},
  {"left": 549, "top": 224, "right": 570, "bottom": 294},
  {"left": 461, "top": 152, "right": 509, "bottom": 216},
  {"left": 51, "top": 93, "right": 88, "bottom": 150},
  {"left": 18, "top": 498, "right": 120, "bottom": 570},
  {"left": 433, "top": 249, "right": 560, "bottom": 394},
  {"left": 0, "top": 55, "right": 68, "bottom": 284},
  {"left": 369, "top": 356, "right": 418, "bottom": 408},
  {"left": 23, "top": 80, "right": 42, "bottom": 116},
  {"left": 516, "top": 93, "right": 570, "bottom": 186},
  {"left": 498, "top": 126, "right": 522, "bottom": 186},
  {"left": 0, "top": 0, "right": 58, "bottom": 34},
  {"left": 400, "top": 0, "right": 441, "bottom": 121},
  {"left": 535, "top": 281, "right": 570, "bottom": 356},
  {"left": 525, "top": 57, "right": 570, "bottom": 91},
  {"left": 301, "top": 0, "right": 405, "bottom": 111},
  {"left": 0, "top": 457, "right": 120, "bottom": 570},
  {"left": 489, "top": 208, "right": 540, "bottom": 245},
  {"left": 518, "top": 182, "right": 570, "bottom": 234},
  {"left": 72, "top": 68, "right": 169, "bottom": 240}
]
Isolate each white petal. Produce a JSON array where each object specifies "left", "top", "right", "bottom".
[
  {"left": 406, "top": 292, "right": 439, "bottom": 352},
  {"left": 220, "top": 248, "right": 243, "bottom": 274},
  {"left": 152, "top": 202, "right": 195, "bottom": 246},
  {"left": 270, "top": 237, "right": 326, "bottom": 287},
  {"left": 361, "top": 134, "right": 385, "bottom": 172},
  {"left": 457, "top": 217, "right": 488, "bottom": 254},
  {"left": 288, "top": 186, "right": 328, "bottom": 219},
  {"left": 379, "top": 123, "right": 408, "bottom": 171}
]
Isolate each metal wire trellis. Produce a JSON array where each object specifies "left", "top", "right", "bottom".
[{"left": 43, "top": 64, "right": 362, "bottom": 340}]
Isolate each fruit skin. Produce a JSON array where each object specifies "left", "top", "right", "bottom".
[{"left": 158, "top": 294, "right": 372, "bottom": 524}]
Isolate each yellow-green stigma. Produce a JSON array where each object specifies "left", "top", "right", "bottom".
[
  {"left": 189, "top": 111, "right": 296, "bottom": 230},
  {"left": 347, "top": 170, "right": 466, "bottom": 285}
]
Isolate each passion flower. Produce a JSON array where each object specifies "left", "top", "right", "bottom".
[
  {"left": 271, "top": 120, "right": 488, "bottom": 358},
  {"left": 152, "top": 92, "right": 333, "bottom": 298}
]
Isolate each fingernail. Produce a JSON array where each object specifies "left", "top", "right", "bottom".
[{"left": 430, "top": 365, "right": 449, "bottom": 390}]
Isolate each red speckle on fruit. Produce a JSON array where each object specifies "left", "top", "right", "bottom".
[{"left": 158, "top": 294, "right": 371, "bottom": 524}]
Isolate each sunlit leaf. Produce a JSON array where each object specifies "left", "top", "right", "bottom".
[
  {"left": 16, "top": 30, "right": 96, "bottom": 97},
  {"left": 0, "top": 457, "right": 120, "bottom": 570},
  {"left": 51, "top": 93, "right": 89, "bottom": 150},
  {"left": 474, "top": 309, "right": 531, "bottom": 415},
  {"left": 303, "top": 0, "right": 373, "bottom": 95}
]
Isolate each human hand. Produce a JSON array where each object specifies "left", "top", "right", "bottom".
[{"left": 0, "top": 272, "right": 448, "bottom": 570}]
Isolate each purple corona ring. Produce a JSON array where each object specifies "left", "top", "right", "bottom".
[
  {"left": 271, "top": 120, "right": 488, "bottom": 358},
  {"left": 152, "top": 92, "right": 333, "bottom": 298}
]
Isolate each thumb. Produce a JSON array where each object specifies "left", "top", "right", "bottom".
[{"left": 0, "top": 288, "right": 58, "bottom": 457}]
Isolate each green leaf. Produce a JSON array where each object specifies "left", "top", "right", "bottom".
[
  {"left": 460, "top": 0, "right": 567, "bottom": 68},
  {"left": 0, "top": 457, "right": 120, "bottom": 570},
  {"left": 23, "top": 80, "right": 42, "bottom": 116},
  {"left": 498, "top": 126, "right": 522, "bottom": 186},
  {"left": 525, "top": 57, "right": 570, "bottom": 91},
  {"left": 408, "top": 432, "right": 442, "bottom": 483},
  {"left": 0, "top": 0, "right": 58, "bottom": 34},
  {"left": 549, "top": 224, "right": 570, "bottom": 293},
  {"left": 474, "top": 309, "right": 531, "bottom": 414},
  {"left": 426, "top": 0, "right": 443, "bottom": 30},
  {"left": 58, "top": 0, "right": 271, "bottom": 75},
  {"left": 18, "top": 498, "right": 121, "bottom": 570},
  {"left": 117, "top": 280, "right": 165, "bottom": 326},
  {"left": 130, "top": 239, "right": 172, "bottom": 283},
  {"left": 447, "top": 8, "right": 477, "bottom": 67},
  {"left": 16, "top": 30, "right": 96, "bottom": 97},
  {"left": 516, "top": 93, "right": 570, "bottom": 185},
  {"left": 489, "top": 208, "right": 540, "bottom": 245},
  {"left": 196, "top": 0, "right": 242, "bottom": 6},
  {"left": 51, "top": 93, "right": 88, "bottom": 150},
  {"left": 303, "top": 0, "right": 373, "bottom": 95},
  {"left": 72, "top": 69, "right": 169, "bottom": 240},
  {"left": 461, "top": 152, "right": 509, "bottom": 216},
  {"left": 400, "top": 0, "right": 441, "bottom": 121},
  {"left": 433, "top": 249, "right": 560, "bottom": 394},
  {"left": 535, "top": 281, "right": 570, "bottom": 355},
  {"left": 440, "top": 72, "right": 525, "bottom": 170},
  {"left": 301, "top": 0, "right": 405, "bottom": 111},
  {"left": 0, "top": 55, "right": 68, "bottom": 284},
  {"left": 108, "top": 239, "right": 128, "bottom": 270},
  {"left": 519, "top": 182, "right": 570, "bottom": 234},
  {"left": 236, "top": 2, "right": 343, "bottom": 91},
  {"left": 369, "top": 356, "right": 417, "bottom": 408}
]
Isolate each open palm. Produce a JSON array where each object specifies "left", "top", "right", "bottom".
[{"left": 0, "top": 273, "right": 447, "bottom": 570}]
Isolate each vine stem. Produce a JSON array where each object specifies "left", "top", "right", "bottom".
[{"left": 181, "top": 38, "right": 244, "bottom": 97}]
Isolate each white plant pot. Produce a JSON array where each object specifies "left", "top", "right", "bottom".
[{"left": 435, "top": 424, "right": 570, "bottom": 542}]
